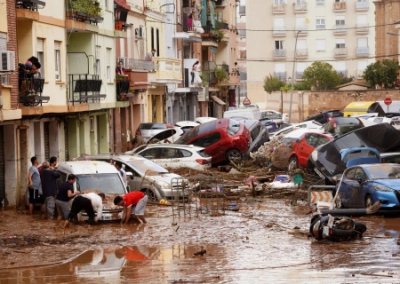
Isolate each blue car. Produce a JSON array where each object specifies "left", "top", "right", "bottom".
[{"left": 337, "top": 163, "right": 400, "bottom": 209}]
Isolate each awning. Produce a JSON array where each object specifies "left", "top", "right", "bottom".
[
  {"left": 115, "top": 0, "right": 130, "bottom": 10},
  {"left": 211, "top": 96, "right": 226, "bottom": 106},
  {"left": 175, "top": 87, "right": 203, "bottom": 93},
  {"left": 173, "top": 32, "right": 202, "bottom": 43}
]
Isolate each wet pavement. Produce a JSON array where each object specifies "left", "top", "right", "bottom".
[{"left": 1, "top": 199, "right": 400, "bottom": 283}]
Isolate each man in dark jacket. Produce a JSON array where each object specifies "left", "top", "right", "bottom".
[{"left": 40, "top": 160, "right": 61, "bottom": 219}]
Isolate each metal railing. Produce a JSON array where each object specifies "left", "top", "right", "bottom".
[
  {"left": 296, "top": 48, "right": 308, "bottom": 57},
  {"left": 273, "top": 26, "right": 286, "bottom": 35},
  {"left": 16, "top": 0, "right": 46, "bottom": 11},
  {"left": 127, "top": 59, "right": 156, "bottom": 72},
  {"left": 68, "top": 74, "right": 106, "bottom": 104},
  {"left": 273, "top": 49, "right": 286, "bottom": 57},
  {"left": 334, "top": 24, "right": 346, "bottom": 33},
  {"left": 272, "top": 3, "right": 286, "bottom": 14},
  {"left": 65, "top": 1, "right": 104, "bottom": 24},
  {"left": 294, "top": 2, "right": 307, "bottom": 12},
  {"left": 356, "top": 24, "right": 369, "bottom": 33},
  {"left": 356, "top": 47, "right": 369, "bottom": 56},
  {"left": 334, "top": 47, "right": 347, "bottom": 56},
  {"left": 356, "top": 1, "right": 369, "bottom": 10},
  {"left": 333, "top": 1, "right": 346, "bottom": 11}
]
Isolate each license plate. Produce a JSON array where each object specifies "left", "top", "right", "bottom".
[
  {"left": 322, "top": 226, "right": 329, "bottom": 237},
  {"left": 101, "top": 215, "right": 112, "bottom": 221},
  {"left": 314, "top": 167, "right": 325, "bottom": 179}
]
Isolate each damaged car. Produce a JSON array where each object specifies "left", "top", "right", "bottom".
[{"left": 308, "top": 123, "right": 400, "bottom": 183}]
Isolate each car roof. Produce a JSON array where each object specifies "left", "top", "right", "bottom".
[
  {"left": 134, "top": 144, "right": 204, "bottom": 151},
  {"left": 58, "top": 161, "right": 119, "bottom": 174},
  {"left": 380, "top": 152, "right": 400, "bottom": 158}
]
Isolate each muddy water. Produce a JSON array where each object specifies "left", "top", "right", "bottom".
[{"left": 1, "top": 200, "right": 400, "bottom": 283}]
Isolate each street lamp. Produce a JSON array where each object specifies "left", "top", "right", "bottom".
[{"left": 288, "top": 30, "right": 301, "bottom": 123}]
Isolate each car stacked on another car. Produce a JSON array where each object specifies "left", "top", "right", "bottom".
[
  {"left": 134, "top": 123, "right": 174, "bottom": 143},
  {"left": 322, "top": 117, "right": 363, "bottom": 136},
  {"left": 175, "top": 118, "right": 250, "bottom": 165},
  {"left": 126, "top": 144, "right": 212, "bottom": 170},
  {"left": 233, "top": 119, "right": 270, "bottom": 157},
  {"left": 304, "top": 110, "right": 343, "bottom": 124}
]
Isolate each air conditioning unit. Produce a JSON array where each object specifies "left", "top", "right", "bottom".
[
  {"left": 135, "top": 27, "right": 145, "bottom": 39},
  {"left": 0, "top": 51, "right": 15, "bottom": 71}
]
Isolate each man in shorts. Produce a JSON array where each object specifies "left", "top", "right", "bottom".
[
  {"left": 114, "top": 191, "right": 148, "bottom": 224},
  {"left": 55, "top": 174, "right": 80, "bottom": 226},
  {"left": 28, "top": 156, "right": 44, "bottom": 215}
]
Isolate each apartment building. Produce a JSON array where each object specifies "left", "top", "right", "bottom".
[
  {"left": 238, "top": 7, "right": 247, "bottom": 102},
  {"left": 246, "top": 0, "right": 375, "bottom": 108}
]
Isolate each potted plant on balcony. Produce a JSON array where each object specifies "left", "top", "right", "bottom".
[
  {"left": 71, "top": 0, "right": 102, "bottom": 18},
  {"left": 215, "top": 67, "right": 229, "bottom": 84},
  {"left": 210, "top": 29, "right": 224, "bottom": 42}
]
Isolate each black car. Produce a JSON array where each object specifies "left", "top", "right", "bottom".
[
  {"left": 304, "top": 110, "right": 343, "bottom": 124},
  {"left": 308, "top": 123, "right": 400, "bottom": 183},
  {"left": 239, "top": 119, "right": 270, "bottom": 157}
]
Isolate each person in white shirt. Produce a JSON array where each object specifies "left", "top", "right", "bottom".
[
  {"left": 63, "top": 192, "right": 105, "bottom": 229},
  {"left": 115, "top": 161, "right": 127, "bottom": 187}
]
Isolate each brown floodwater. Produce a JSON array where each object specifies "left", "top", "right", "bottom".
[{"left": 0, "top": 199, "right": 400, "bottom": 283}]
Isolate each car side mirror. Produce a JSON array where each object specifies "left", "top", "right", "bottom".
[
  {"left": 126, "top": 172, "right": 134, "bottom": 180},
  {"left": 356, "top": 176, "right": 363, "bottom": 184}
]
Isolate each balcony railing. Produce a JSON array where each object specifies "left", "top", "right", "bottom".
[
  {"left": 333, "top": 1, "right": 346, "bottom": 11},
  {"left": 272, "top": 3, "right": 286, "bottom": 14},
  {"left": 156, "top": 58, "right": 182, "bottom": 81},
  {"left": 240, "top": 72, "right": 247, "bottom": 81},
  {"left": 274, "top": 72, "right": 287, "bottom": 80},
  {"left": 239, "top": 6, "right": 246, "bottom": 16},
  {"left": 356, "top": 1, "right": 369, "bottom": 11},
  {"left": 273, "top": 49, "right": 286, "bottom": 58},
  {"left": 18, "top": 75, "right": 50, "bottom": 106},
  {"left": 216, "top": 0, "right": 226, "bottom": 7},
  {"left": 295, "top": 48, "right": 308, "bottom": 58},
  {"left": 116, "top": 78, "right": 133, "bottom": 101},
  {"left": 334, "top": 24, "right": 346, "bottom": 34},
  {"left": 295, "top": 26, "right": 308, "bottom": 35},
  {"left": 356, "top": 24, "right": 369, "bottom": 34},
  {"left": 337, "top": 70, "right": 348, "bottom": 77},
  {"left": 126, "top": 58, "right": 156, "bottom": 72},
  {"left": 238, "top": 29, "right": 246, "bottom": 38},
  {"left": 16, "top": 0, "right": 46, "bottom": 11},
  {"left": 334, "top": 47, "right": 347, "bottom": 57},
  {"left": 273, "top": 26, "right": 286, "bottom": 36},
  {"left": 356, "top": 47, "right": 369, "bottom": 57},
  {"left": 68, "top": 74, "right": 106, "bottom": 104},
  {"left": 294, "top": 2, "right": 307, "bottom": 13}
]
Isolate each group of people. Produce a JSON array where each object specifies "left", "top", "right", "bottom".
[
  {"left": 18, "top": 56, "right": 42, "bottom": 96},
  {"left": 28, "top": 156, "right": 148, "bottom": 228}
]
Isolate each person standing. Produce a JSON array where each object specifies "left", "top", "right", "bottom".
[
  {"left": 116, "top": 60, "right": 126, "bottom": 75},
  {"left": 63, "top": 192, "right": 105, "bottom": 229},
  {"left": 145, "top": 49, "right": 156, "bottom": 61},
  {"left": 56, "top": 174, "right": 80, "bottom": 227},
  {"left": 114, "top": 191, "right": 148, "bottom": 224},
  {"left": 115, "top": 161, "right": 127, "bottom": 186},
  {"left": 40, "top": 161, "right": 61, "bottom": 219},
  {"left": 28, "top": 156, "right": 44, "bottom": 215}
]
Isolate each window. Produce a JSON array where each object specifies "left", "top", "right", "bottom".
[
  {"left": 140, "top": 148, "right": 160, "bottom": 159},
  {"left": 335, "top": 39, "right": 345, "bottom": 49},
  {"left": 335, "top": 61, "right": 346, "bottom": 73},
  {"left": 37, "top": 38, "right": 45, "bottom": 78},
  {"left": 156, "top": 28, "right": 160, "bottom": 56},
  {"left": 179, "top": 149, "right": 192, "bottom": 157},
  {"left": 316, "top": 39, "right": 326, "bottom": 52},
  {"left": 105, "top": 0, "right": 108, "bottom": 9},
  {"left": 275, "top": 40, "right": 284, "bottom": 50},
  {"left": 159, "top": 148, "right": 181, "bottom": 159},
  {"left": 96, "top": 46, "right": 101, "bottom": 76},
  {"left": 54, "top": 41, "right": 61, "bottom": 81},
  {"left": 316, "top": 0, "right": 324, "bottom": 6},
  {"left": 316, "top": 18, "right": 325, "bottom": 30},
  {"left": 0, "top": 33, "right": 7, "bottom": 85},
  {"left": 335, "top": 16, "right": 345, "bottom": 27},
  {"left": 192, "top": 132, "right": 221, "bottom": 147},
  {"left": 316, "top": 136, "right": 330, "bottom": 147},
  {"left": 357, "top": 14, "right": 367, "bottom": 26},
  {"left": 358, "top": 37, "right": 368, "bottom": 47},
  {"left": 274, "top": 0, "right": 284, "bottom": 4},
  {"left": 345, "top": 168, "right": 357, "bottom": 180},
  {"left": 357, "top": 60, "right": 368, "bottom": 75},
  {"left": 273, "top": 18, "right": 285, "bottom": 32},
  {"left": 305, "top": 134, "right": 320, "bottom": 147},
  {"left": 106, "top": 48, "right": 111, "bottom": 83},
  {"left": 250, "top": 125, "right": 261, "bottom": 142},
  {"left": 295, "top": 17, "right": 306, "bottom": 30},
  {"left": 151, "top": 27, "right": 154, "bottom": 51}
]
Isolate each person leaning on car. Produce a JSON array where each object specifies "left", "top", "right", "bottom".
[
  {"left": 114, "top": 191, "right": 148, "bottom": 224},
  {"left": 55, "top": 174, "right": 80, "bottom": 226}
]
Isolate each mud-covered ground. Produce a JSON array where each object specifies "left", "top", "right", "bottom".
[{"left": 1, "top": 195, "right": 400, "bottom": 283}]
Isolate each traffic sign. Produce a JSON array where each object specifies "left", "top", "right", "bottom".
[
  {"left": 384, "top": 97, "right": 392, "bottom": 106},
  {"left": 242, "top": 96, "right": 251, "bottom": 105}
]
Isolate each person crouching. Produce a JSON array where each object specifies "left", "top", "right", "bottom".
[
  {"left": 64, "top": 192, "right": 105, "bottom": 229},
  {"left": 114, "top": 191, "right": 148, "bottom": 224}
]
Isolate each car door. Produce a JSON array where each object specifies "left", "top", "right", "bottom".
[
  {"left": 138, "top": 148, "right": 160, "bottom": 160},
  {"left": 339, "top": 167, "right": 357, "bottom": 208},
  {"left": 192, "top": 132, "right": 222, "bottom": 160},
  {"left": 156, "top": 147, "right": 182, "bottom": 168},
  {"left": 298, "top": 134, "right": 318, "bottom": 167}
]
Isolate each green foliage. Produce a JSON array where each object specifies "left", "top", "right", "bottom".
[
  {"left": 210, "top": 30, "right": 224, "bottom": 42},
  {"left": 302, "top": 62, "right": 343, "bottom": 91},
  {"left": 214, "top": 67, "right": 229, "bottom": 82},
  {"left": 263, "top": 75, "right": 285, "bottom": 94},
  {"left": 293, "top": 81, "right": 310, "bottom": 91},
  {"left": 71, "top": 0, "right": 102, "bottom": 17},
  {"left": 280, "top": 84, "right": 291, "bottom": 92},
  {"left": 363, "top": 59, "right": 400, "bottom": 89}
]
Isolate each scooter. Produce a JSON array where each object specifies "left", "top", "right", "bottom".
[{"left": 308, "top": 204, "right": 369, "bottom": 242}]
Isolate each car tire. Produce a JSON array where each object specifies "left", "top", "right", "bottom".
[
  {"left": 226, "top": 149, "right": 242, "bottom": 162},
  {"left": 142, "top": 188, "right": 158, "bottom": 202},
  {"left": 365, "top": 195, "right": 373, "bottom": 208},
  {"left": 288, "top": 156, "right": 298, "bottom": 171}
]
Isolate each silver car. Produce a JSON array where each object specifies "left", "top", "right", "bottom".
[
  {"left": 84, "top": 155, "right": 191, "bottom": 201},
  {"left": 134, "top": 123, "right": 173, "bottom": 143}
]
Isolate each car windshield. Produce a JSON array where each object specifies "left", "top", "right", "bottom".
[
  {"left": 227, "top": 120, "right": 241, "bottom": 136},
  {"left": 366, "top": 165, "right": 400, "bottom": 180},
  {"left": 138, "top": 123, "right": 153, "bottom": 130},
  {"left": 127, "top": 159, "right": 169, "bottom": 175},
  {"left": 76, "top": 173, "right": 125, "bottom": 194},
  {"left": 336, "top": 117, "right": 361, "bottom": 125}
]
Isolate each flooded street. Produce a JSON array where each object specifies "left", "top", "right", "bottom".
[{"left": 1, "top": 199, "right": 400, "bottom": 283}]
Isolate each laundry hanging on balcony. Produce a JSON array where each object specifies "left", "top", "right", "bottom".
[
  {"left": 209, "top": 1, "right": 215, "bottom": 29},
  {"left": 201, "top": 0, "right": 207, "bottom": 26}
]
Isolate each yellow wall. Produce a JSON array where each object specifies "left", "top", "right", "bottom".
[{"left": 0, "top": 0, "right": 7, "bottom": 33}]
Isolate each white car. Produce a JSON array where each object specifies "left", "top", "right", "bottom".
[
  {"left": 126, "top": 144, "right": 212, "bottom": 170},
  {"left": 271, "top": 121, "right": 322, "bottom": 138},
  {"left": 146, "top": 127, "right": 184, "bottom": 144},
  {"left": 367, "top": 116, "right": 400, "bottom": 130},
  {"left": 194, "top": 117, "right": 217, "bottom": 124},
  {"left": 175, "top": 121, "right": 200, "bottom": 132}
]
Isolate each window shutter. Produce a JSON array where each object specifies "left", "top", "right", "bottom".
[
  {"left": 37, "top": 38, "right": 44, "bottom": 52},
  {"left": 0, "top": 33, "right": 6, "bottom": 51},
  {"left": 54, "top": 41, "right": 61, "bottom": 50}
]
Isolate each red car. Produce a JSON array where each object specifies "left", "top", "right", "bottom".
[
  {"left": 288, "top": 132, "right": 333, "bottom": 170},
  {"left": 175, "top": 118, "right": 250, "bottom": 165}
]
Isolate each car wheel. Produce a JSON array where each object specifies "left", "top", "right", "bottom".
[
  {"left": 288, "top": 156, "right": 298, "bottom": 171},
  {"left": 226, "top": 149, "right": 242, "bottom": 162},
  {"left": 142, "top": 188, "right": 158, "bottom": 202},
  {"left": 365, "top": 195, "right": 373, "bottom": 208}
]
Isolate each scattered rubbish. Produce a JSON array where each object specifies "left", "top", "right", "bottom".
[{"left": 159, "top": 199, "right": 172, "bottom": 206}]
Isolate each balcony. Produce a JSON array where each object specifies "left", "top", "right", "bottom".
[
  {"left": 295, "top": 26, "right": 308, "bottom": 36},
  {"left": 333, "top": 25, "right": 346, "bottom": 35},
  {"left": 273, "top": 26, "right": 286, "bottom": 37},
  {"left": 294, "top": 2, "right": 307, "bottom": 13},
  {"left": 334, "top": 47, "right": 347, "bottom": 57},
  {"left": 273, "top": 49, "right": 286, "bottom": 59},
  {"left": 356, "top": 24, "right": 369, "bottom": 34},
  {"left": 272, "top": 3, "right": 286, "bottom": 14},
  {"left": 68, "top": 74, "right": 106, "bottom": 105},
  {"left": 356, "top": 46, "right": 369, "bottom": 57},
  {"left": 65, "top": 0, "right": 104, "bottom": 32},
  {"left": 295, "top": 48, "right": 308, "bottom": 58},
  {"left": 175, "top": 17, "right": 202, "bottom": 42},
  {"left": 125, "top": 58, "right": 156, "bottom": 72},
  {"left": 274, "top": 72, "right": 287, "bottom": 80},
  {"left": 201, "top": 25, "right": 219, "bottom": 47},
  {"left": 18, "top": 77, "right": 50, "bottom": 107},
  {"left": 16, "top": 0, "right": 46, "bottom": 20},
  {"left": 216, "top": 0, "right": 226, "bottom": 7},
  {"left": 296, "top": 71, "right": 304, "bottom": 79},
  {"left": 356, "top": 1, "right": 369, "bottom": 11},
  {"left": 337, "top": 70, "right": 348, "bottom": 77},
  {"left": 239, "top": 6, "right": 246, "bottom": 16},
  {"left": 154, "top": 58, "right": 182, "bottom": 84},
  {"left": 333, "top": 1, "right": 346, "bottom": 12},
  {"left": 115, "top": 77, "right": 133, "bottom": 101},
  {"left": 125, "top": 69, "right": 150, "bottom": 92}
]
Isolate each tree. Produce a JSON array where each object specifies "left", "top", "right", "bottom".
[
  {"left": 302, "top": 62, "right": 343, "bottom": 91},
  {"left": 263, "top": 75, "right": 285, "bottom": 94},
  {"left": 363, "top": 59, "right": 400, "bottom": 89}
]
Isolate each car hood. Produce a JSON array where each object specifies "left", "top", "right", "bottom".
[
  {"left": 145, "top": 172, "right": 183, "bottom": 183},
  {"left": 373, "top": 179, "right": 400, "bottom": 190}
]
